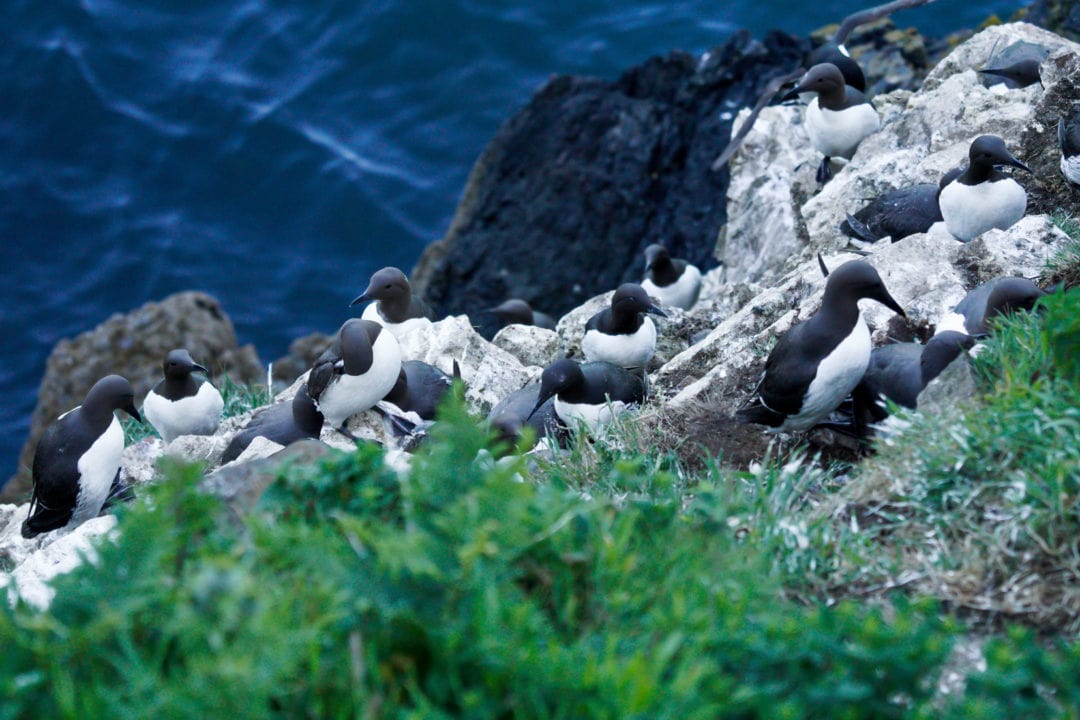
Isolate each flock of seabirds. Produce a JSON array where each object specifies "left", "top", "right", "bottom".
[{"left": 16, "top": 1, "right": 1077, "bottom": 544}]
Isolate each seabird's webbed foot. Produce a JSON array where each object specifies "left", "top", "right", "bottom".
[{"left": 816, "top": 157, "right": 833, "bottom": 184}]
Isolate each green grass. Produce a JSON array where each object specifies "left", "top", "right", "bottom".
[{"left": 808, "top": 288, "right": 1080, "bottom": 632}]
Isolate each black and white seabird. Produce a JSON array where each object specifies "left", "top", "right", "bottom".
[
  {"left": 487, "top": 383, "right": 566, "bottom": 448},
  {"left": 938, "top": 135, "right": 1030, "bottom": 242},
  {"left": 488, "top": 299, "right": 557, "bottom": 331},
  {"left": 736, "top": 260, "right": 905, "bottom": 433},
  {"left": 1059, "top": 105, "right": 1080, "bottom": 186},
  {"left": 382, "top": 360, "right": 454, "bottom": 421},
  {"left": 142, "top": 349, "right": 224, "bottom": 444},
  {"left": 783, "top": 62, "right": 880, "bottom": 184},
  {"left": 641, "top": 244, "right": 702, "bottom": 310},
  {"left": 350, "top": 267, "right": 435, "bottom": 339},
  {"left": 220, "top": 385, "right": 325, "bottom": 464},
  {"left": 582, "top": 283, "right": 667, "bottom": 370},
  {"left": 528, "top": 359, "right": 646, "bottom": 432},
  {"left": 978, "top": 41, "right": 1048, "bottom": 90},
  {"left": 936, "top": 277, "right": 1047, "bottom": 337},
  {"left": 855, "top": 331, "right": 976, "bottom": 422},
  {"left": 306, "top": 318, "right": 402, "bottom": 432},
  {"left": 840, "top": 183, "right": 944, "bottom": 243},
  {"left": 22, "top": 375, "right": 141, "bottom": 539}
]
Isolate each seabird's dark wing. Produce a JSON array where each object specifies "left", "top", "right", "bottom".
[
  {"left": 306, "top": 356, "right": 341, "bottom": 402},
  {"left": 584, "top": 308, "right": 612, "bottom": 334},
  {"left": 23, "top": 422, "right": 80, "bottom": 537},
  {"left": 842, "top": 184, "right": 942, "bottom": 242},
  {"left": 756, "top": 320, "right": 830, "bottom": 416}
]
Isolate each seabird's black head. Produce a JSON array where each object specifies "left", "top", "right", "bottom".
[
  {"left": 981, "top": 278, "right": 1046, "bottom": 332},
  {"left": 783, "top": 63, "right": 846, "bottom": 103},
  {"left": 528, "top": 359, "right": 584, "bottom": 420},
  {"left": 489, "top": 299, "right": 534, "bottom": 325},
  {"left": 644, "top": 244, "right": 671, "bottom": 271},
  {"left": 339, "top": 319, "right": 383, "bottom": 375},
  {"left": 85, "top": 374, "right": 141, "bottom": 423},
  {"left": 920, "top": 332, "right": 975, "bottom": 387},
  {"left": 807, "top": 45, "right": 866, "bottom": 91},
  {"left": 612, "top": 283, "right": 667, "bottom": 318},
  {"left": 162, "top": 348, "right": 209, "bottom": 379},
  {"left": 350, "top": 267, "right": 412, "bottom": 307},
  {"left": 822, "top": 260, "right": 905, "bottom": 317},
  {"left": 968, "top": 135, "right": 1031, "bottom": 173}
]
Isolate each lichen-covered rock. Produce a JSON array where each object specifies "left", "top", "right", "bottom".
[
  {"left": 394, "top": 315, "right": 540, "bottom": 410},
  {"left": 1, "top": 515, "right": 117, "bottom": 610},
  {"left": 120, "top": 438, "right": 165, "bottom": 486},
  {"left": 492, "top": 325, "right": 560, "bottom": 368},
  {"left": 6, "top": 291, "right": 264, "bottom": 503}
]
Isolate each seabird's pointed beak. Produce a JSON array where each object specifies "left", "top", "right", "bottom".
[
  {"left": 1005, "top": 155, "right": 1032, "bottom": 173},
  {"left": 647, "top": 304, "right": 668, "bottom": 318},
  {"left": 527, "top": 387, "right": 555, "bottom": 421},
  {"left": 125, "top": 403, "right": 142, "bottom": 423},
  {"left": 349, "top": 292, "right": 370, "bottom": 307},
  {"left": 780, "top": 85, "right": 803, "bottom": 103},
  {"left": 192, "top": 363, "right": 210, "bottom": 376},
  {"left": 877, "top": 290, "right": 905, "bottom": 318}
]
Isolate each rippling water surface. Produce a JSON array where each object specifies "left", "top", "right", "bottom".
[{"left": 1, "top": 0, "right": 1025, "bottom": 481}]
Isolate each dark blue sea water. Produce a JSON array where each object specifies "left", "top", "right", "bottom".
[{"left": 1, "top": 0, "right": 1025, "bottom": 483}]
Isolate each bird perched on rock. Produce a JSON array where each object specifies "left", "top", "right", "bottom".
[
  {"left": 529, "top": 359, "right": 646, "bottom": 433},
  {"left": 220, "top": 385, "right": 325, "bottom": 464},
  {"left": 306, "top": 319, "right": 402, "bottom": 433},
  {"left": 382, "top": 360, "right": 455, "bottom": 422},
  {"left": 582, "top": 283, "right": 667, "bottom": 370},
  {"left": 23, "top": 375, "right": 141, "bottom": 539},
  {"left": 1059, "top": 105, "right": 1080, "bottom": 187},
  {"left": 350, "top": 266, "right": 435, "bottom": 339},
  {"left": 488, "top": 298, "right": 556, "bottom": 330},
  {"left": 487, "top": 382, "right": 566, "bottom": 449},
  {"left": 782, "top": 62, "right": 880, "bottom": 184},
  {"left": 641, "top": 244, "right": 702, "bottom": 310},
  {"left": 142, "top": 348, "right": 223, "bottom": 444},
  {"left": 736, "top": 260, "right": 905, "bottom": 433},
  {"left": 855, "top": 331, "right": 976, "bottom": 423},
  {"left": 840, "top": 183, "right": 943, "bottom": 244},
  {"left": 938, "top": 135, "right": 1030, "bottom": 242},
  {"left": 936, "top": 277, "right": 1047, "bottom": 337},
  {"left": 977, "top": 41, "right": 1048, "bottom": 89}
]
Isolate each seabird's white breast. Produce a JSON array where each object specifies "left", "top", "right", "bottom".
[
  {"left": 779, "top": 316, "right": 870, "bottom": 432},
  {"left": 805, "top": 100, "right": 879, "bottom": 160},
  {"left": 361, "top": 303, "right": 432, "bottom": 344},
  {"left": 938, "top": 177, "right": 1027, "bottom": 242},
  {"left": 71, "top": 415, "right": 124, "bottom": 529},
  {"left": 642, "top": 264, "right": 702, "bottom": 310},
  {"left": 315, "top": 330, "right": 402, "bottom": 427},
  {"left": 143, "top": 382, "right": 224, "bottom": 444},
  {"left": 554, "top": 397, "right": 627, "bottom": 432},
  {"left": 582, "top": 317, "right": 657, "bottom": 369}
]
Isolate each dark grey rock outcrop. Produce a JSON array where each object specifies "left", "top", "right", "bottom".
[{"left": 412, "top": 30, "right": 809, "bottom": 337}]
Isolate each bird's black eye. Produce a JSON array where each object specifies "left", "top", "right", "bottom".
[{"left": 385, "top": 284, "right": 392, "bottom": 289}]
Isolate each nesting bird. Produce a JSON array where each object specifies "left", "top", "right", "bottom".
[
  {"left": 487, "top": 382, "right": 566, "bottom": 448},
  {"left": 840, "top": 183, "right": 943, "bottom": 244},
  {"left": 855, "top": 331, "right": 976, "bottom": 423},
  {"left": 488, "top": 298, "right": 556, "bottom": 330},
  {"left": 936, "top": 277, "right": 1047, "bottom": 337},
  {"left": 582, "top": 283, "right": 666, "bottom": 370},
  {"left": 783, "top": 62, "right": 880, "bottom": 184},
  {"left": 529, "top": 359, "right": 646, "bottom": 433},
  {"left": 306, "top": 319, "right": 402, "bottom": 432},
  {"left": 382, "top": 360, "right": 455, "bottom": 421},
  {"left": 938, "top": 135, "right": 1030, "bottom": 242},
  {"left": 736, "top": 260, "right": 905, "bottom": 433},
  {"left": 1059, "top": 105, "right": 1080, "bottom": 186},
  {"left": 350, "top": 266, "right": 435, "bottom": 339},
  {"left": 641, "top": 244, "right": 702, "bottom": 310},
  {"left": 142, "top": 349, "right": 223, "bottom": 444},
  {"left": 23, "top": 375, "right": 141, "bottom": 539},
  {"left": 220, "top": 385, "right": 325, "bottom": 464}
]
